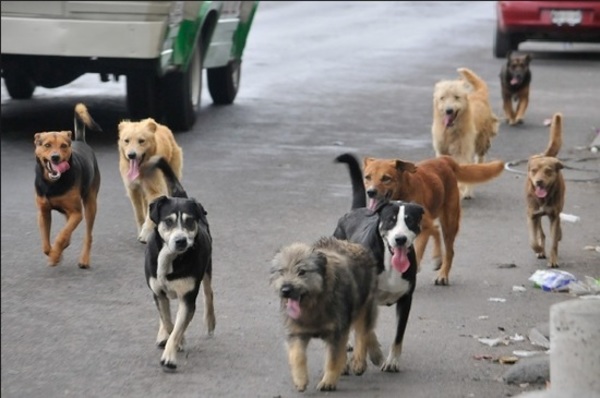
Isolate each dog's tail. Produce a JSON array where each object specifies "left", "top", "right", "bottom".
[
  {"left": 144, "top": 155, "right": 188, "bottom": 198},
  {"left": 446, "top": 156, "right": 505, "bottom": 184},
  {"left": 335, "top": 153, "right": 366, "bottom": 209},
  {"left": 543, "top": 113, "right": 562, "bottom": 157},
  {"left": 457, "top": 67, "right": 489, "bottom": 97},
  {"left": 73, "top": 103, "right": 102, "bottom": 142}
]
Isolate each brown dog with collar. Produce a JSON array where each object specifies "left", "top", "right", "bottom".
[
  {"left": 34, "top": 104, "right": 102, "bottom": 268},
  {"left": 526, "top": 113, "right": 564, "bottom": 268},
  {"left": 500, "top": 51, "right": 532, "bottom": 126}
]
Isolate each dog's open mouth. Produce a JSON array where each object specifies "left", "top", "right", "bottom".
[
  {"left": 285, "top": 298, "right": 302, "bottom": 319},
  {"left": 368, "top": 198, "right": 378, "bottom": 210},
  {"left": 444, "top": 111, "right": 458, "bottom": 128},
  {"left": 127, "top": 156, "right": 143, "bottom": 181},
  {"left": 45, "top": 159, "right": 70, "bottom": 180},
  {"left": 535, "top": 186, "right": 548, "bottom": 199},
  {"left": 387, "top": 243, "right": 410, "bottom": 273},
  {"left": 510, "top": 76, "right": 521, "bottom": 86}
]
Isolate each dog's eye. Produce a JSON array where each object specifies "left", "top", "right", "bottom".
[
  {"left": 364, "top": 175, "right": 371, "bottom": 181},
  {"left": 440, "top": 96, "right": 445, "bottom": 101},
  {"left": 298, "top": 269, "right": 306, "bottom": 276},
  {"left": 164, "top": 219, "right": 174, "bottom": 228},
  {"left": 123, "top": 139, "right": 130, "bottom": 144},
  {"left": 60, "top": 143, "right": 68, "bottom": 149},
  {"left": 183, "top": 218, "right": 196, "bottom": 230},
  {"left": 454, "top": 96, "right": 459, "bottom": 100},
  {"left": 138, "top": 139, "right": 145, "bottom": 145},
  {"left": 44, "top": 143, "right": 51, "bottom": 148},
  {"left": 381, "top": 176, "right": 391, "bottom": 183},
  {"left": 545, "top": 169, "right": 553, "bottom": 176}
]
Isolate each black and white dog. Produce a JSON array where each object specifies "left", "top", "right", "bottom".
[
  {"left": 333, "top": 153, "right": 424, "bottom": 372},
  {"left": 143, "top": 156, "right": 215, "bottom": 371}
]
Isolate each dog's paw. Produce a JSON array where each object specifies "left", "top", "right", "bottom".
[
  {"left": 316, "top": 380, "right": 337, "bottom": 391},
  {"left": 548, "top": 262, "right": 559, "bottom": 268},
  {"left": 536, "top": 252, "right": 546, "bottom": 259},
  {"left": 350, "top": 358, "right": 367, "bottom": 376},
  {"left": 160, "top": 359, "right": 177, "bottom": 372},
  {"left": 381, "top": 359, "right": 401, "bottom": 373},
  {"left": 47, "top": 250, "right": 63, "bottom": 266},
  {"left": 434, "top": 276, "right": 449, "bottom": 286},
  {"left": 294, "top": 382, "right": 308, "bottom": 392}
]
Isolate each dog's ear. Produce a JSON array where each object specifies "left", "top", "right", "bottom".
[
  {"left": 506, "top": 50, "right": 513, "bottom": 62},
  {"left": 395, "top": 160, "right": 417, "bottom": 173},
  {"left": 146, "top": 119, "right": 158, "bottom": 134},
  {"left": 524, "top": 53, "right": 532, "bottom": 64},
  {"left": 34, "top": 133, "right": 42, "bottom": 146},
  {"left": 149, "top": 196, "right": 169, "bottom": 224},
  {"left": 311, "top": 251, "right": 328, "bottom": 275},
  {"left": 363, "top": 157, "right": 374, "bottom": 169},
  {"left": 552, "top": 159, "right": 564, "bottom": 171}
]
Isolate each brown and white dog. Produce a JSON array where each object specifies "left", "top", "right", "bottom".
[
  {"left": 34, "top": 103, "right": 102, "bottom": 268},
  {"left": 432, "top": 68, "right": 500, "bottom": 199},
  {"left": 526, "top": 113, "right": 564, "bottom": 268},
  {"left": 500, "top": 51, "right": 532, "bottom": 126},
  {"left": 360, "top": 155, "right": 504, "bottom": 285},
  {"left": 117, "top": 118, "right": 184, "bottom": 243}
]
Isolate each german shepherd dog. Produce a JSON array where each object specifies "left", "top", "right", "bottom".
[
  {"left": 34, "top": 103, "right": 102, "bottom": 268},
  {"left": 143, "top": 156, "right": 215, "bottom": 371},
  {"left": 270, "top": 236, "right": 381, "bottom": 392},
  {"left": 334, "top": 153, "right": 425, "bottom": 372},
  {"left": 343, "top": 153, "right": 504, "bottom": 286},
  {"left": 500, "top": 51, "right": 532, "bottom": 126},
  {"left": 526, "top": 113, "right": 564, "bottom": 268}
]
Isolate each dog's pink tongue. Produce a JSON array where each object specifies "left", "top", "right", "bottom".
[
  {"left": 286, "top": 299, "right": 301, "bottom": 319},
  {"left": 391, "top": 247, "right": 410, "bottom": 273},
  {"left": 127, "top": 159, "right": 140, "bottom": 181},
  {"left": 368, "top": 198, "right": 377, "bottom": 210},
  {"left": 535, "top": 186, "right": 548, "bottom": 199},
  {"left": 444, "top": 114, "right": 453, "bottom": 127},
  {"left": 52, "top": 161, "right": 70, "bottom": 174},
  {"left": 510, "top": 77, "right": 520, "bottom": 85}
]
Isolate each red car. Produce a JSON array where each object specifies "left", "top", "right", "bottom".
[{"left": 494, "top": 1, "right": 600, "bottom": 57}]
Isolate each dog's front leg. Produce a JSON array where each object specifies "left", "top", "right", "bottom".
[
  {"left": 502, "top": 93, "right": 516, "bottom": 125},
  {"left": 528, "top": 215, "right": 546, "bottom": 259},
  {"left": 317, "top": 333, "right": 349, "bottom": 391},
  {"left": 36, "top": 199, "right": 52, "bottom": 257},
  {"left": 287, "top": 336, "right": 309, "bottom": 392},
  {"left": 154, "top": 293, "right": 173, "bottom": 347},
  {"left": 514, "top": 89, "right": 530, "bottom": 124},
  {"left": 161, "top": 293, "right": 196, "bottom": 371},
  {"left": 49, "top": 207, "right": 83, "bottom": 266},
  {"left": 547, "top": 215, "right": 561, "bottom": 268},
  {"left": 382, "top": 294, "right": 412, "bottom": 372}
]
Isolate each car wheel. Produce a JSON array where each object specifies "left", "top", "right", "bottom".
[
  {"left": 162, "top": 41, "right": 203, "bottom": 132},
  {"left": 494, "top": 27, "right": 516, "bottom": 58},
  {"left": 207, "top": 60, "right": 241, "bottom": 105},
  {"left": 3, "top": 68, "right": 36, "bottom": 99},
  {"left": 126, "top": 73, "right": 162, "bottom": 120}
]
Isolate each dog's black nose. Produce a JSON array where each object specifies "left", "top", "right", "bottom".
[
  {"left": 535, "top": 180, "right": 544, "bottom": 187},
  {"left": 445, "top": 108, "right": 454, "bottom": 115},
  {"left": 366, "top": 189, "right": 377, "bottom": 198},
  {"left": 174, "top": 237, "right": 187, "bottom": 250},
  {"left": 281, "top": 284, "right": 292, "bottom": 298},
  {"left": 51, "top": 154, "right": 61, "bottom": 163},
  {"left": 127, "top": 152, "right": 137, "bottom": 160},
  {"left": 395, "top": 235, "right": 407, "bottom": 246}
]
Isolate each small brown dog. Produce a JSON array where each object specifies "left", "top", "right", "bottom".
[
  {"left": 526, "top": 113, "right": 564, "bottom": 268},
  {"left": 270, "top": 236, "right": 382, "bottom": 392},
  {"left": 34, "top": 103, "right": 102, "bottom": 268},
  {"left": 362, "top": 155, "right": 505, "bottom": 285},
  {"left": 432, "top": 68, "right": 500, "bottom": 198},
  {"left": 500, "top": 51, "right": 532, "bottom": 126},
  {"left": 117, "top": 118, "right": 183, "bottom": 243}
]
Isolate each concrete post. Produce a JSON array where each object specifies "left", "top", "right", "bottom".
[{"left": 517, "top": 299, "right": 600, "bottom": 398}]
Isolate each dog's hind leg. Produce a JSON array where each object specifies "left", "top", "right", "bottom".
[
  {"left": 161, "top": 292, "right": 196, "bottom": 370},
  {"left": 287, "top": 337, "right": 310, "bottom": 392},
  {"left": 317, "top": 333, "right": 349, "bottom": 391},
  {"left": 349, "top": 305, "right": 379, "bottom": 375},
  {"left": 435, "top": 213, "right": 458, "bottom": 286},
  {"left": 201, "top": 272, "right": 216, "bottom": 335}
]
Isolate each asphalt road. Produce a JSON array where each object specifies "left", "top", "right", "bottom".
[{"left": 1, "top": 2, "right": 599, "bottom": 398}]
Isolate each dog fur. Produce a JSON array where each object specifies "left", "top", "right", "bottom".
[
  {"left": 526, "top": 113, "right": 564, "bottom": 268},
  {"left": 34, "top": 103, "right": 102, "bottom": 268},
  {"left": 334, "top": 155, "right": 425, "bottom": 372},
  {"left": 500, "top": 51, "right": 532, "bottom": 126},
  {"left": 432, "top": 68, "right": 500, "bottom": 198},
  {"left": 118, "top": 118, "right": 184, "bottom": 243},
  {"left": 350, "top": 153, "right": 504, "bottom": 286},
  {"left": 270, "top": 236, "right": 381, "bottom": 392},
  {"left": 143, "top": 155, "right": 215, "bottom": 371}
]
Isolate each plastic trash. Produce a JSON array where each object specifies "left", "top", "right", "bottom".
[{"left": 528, "top": 269, "right": 578, "bottom": 292}]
